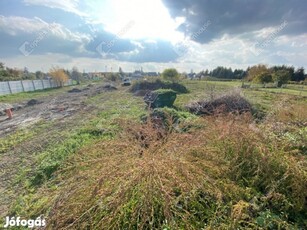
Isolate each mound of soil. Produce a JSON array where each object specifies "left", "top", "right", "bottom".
[
  {"left": 68, "top": 88, "right": 82, "bottom": 93},
  {"left": 102, "top": 84, "right": 117, "bottom": 91},
  {"left": 27, "top": 99, "right": 41, "bottom": 106}
]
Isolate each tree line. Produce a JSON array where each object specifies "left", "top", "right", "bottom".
[
  {"left": 1, "top": 61, "right": 306, "bottom": 86},
  {"left": 195, "top": 65, "right": 306, "bottom": 84},
  {"left": 0, "top": 62, "right": 84, "bottom": 85}
]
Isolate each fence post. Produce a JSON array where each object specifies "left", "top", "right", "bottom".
[
  {"left": 21, "top": 80, "right": 25, "bottom": 92},
  {"left": 32, "top": 80, "right": 36, "bottom": 91},
  {"left": 7, "top": 81, "right": 12, "bottom": 94},
  {"left": 41, "top": 79, "right": 44, "bottom": 89}
]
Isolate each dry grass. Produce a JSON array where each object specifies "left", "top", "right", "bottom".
[
  {"left": 44, "top": 118, "right": 222, "bottom": 229},
  {"left": 27, "top": 108, "right": 307, "bottom": 229}
]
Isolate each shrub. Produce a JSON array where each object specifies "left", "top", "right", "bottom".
[
  {"left": 49, "top": 67, "right": 69, "bottom": 87},
  {"left": 161, "top": 68, "right": 179, "bottom": 82},
  {"left": 130, "top": 79, "right": 189, "bottom": 96},
  {"left": 105, "top": 73, "right": 121, "bottom": 82},
  {"left": 252, "top": 72, "right": 273, "bottom": 84},
  {"left": 144, "top": 89, "right": 177, "bottom": 108}
]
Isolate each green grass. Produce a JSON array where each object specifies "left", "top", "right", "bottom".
[
  {"left": 256, "top": 87, "right": 307, "bottom": 96},
  {"left": 0, "top": 121, "right": 52, "bottom": 154},
  {"left": 0, "top": 85, "right": 76, "bottom": 103}
]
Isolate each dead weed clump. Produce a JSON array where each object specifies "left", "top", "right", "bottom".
[{"left": 186, "top": 92, "right": 253, "bottom": 116}]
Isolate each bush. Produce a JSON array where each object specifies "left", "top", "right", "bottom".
[
  {"left": 105, "top": 73, "right": 121, "bottom": 82},
  {"left": 144, "top": 89, "right": 177, "bottom": 108},
  {"left": 49, "top": 67, "right": 69, "bottom": 87},
  {"left": 252, "top": 72, "right": 273, "bottom": 84},
  {"left": 161, "top": 68, "right": 179, "bottom": 82},
  {"left": 130, "top": 79, "right": 189, "bottom": 96}
]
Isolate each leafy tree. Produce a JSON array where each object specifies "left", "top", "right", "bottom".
[
  {"left": 162, "top": 68, "right": 179, "bottom": 82},
  {"left": 272, "top": 70, "right": 291, "bottom": 87},
  {"left": 49, "top": 67, "right": 69, "bottom": 87},
  {"left": 211, "top": 66, "right": 234, "bottom": 79},
  {"left": 271, "top": 65, "right": 294, "bottom": 80},
  {"left": 71, "top": 66, "right": 82, "bottom": 84},
  {"left": 293, "top": 67, "right": 305, "bottom": 82},
  {"left": 0, "top": 64, "right": 23, "bottom": 81},
  {"left": 233, "top": 69, "right": 247, "bottom": 79},
  {"left": 0, "top": 62, "right": 4, "bottom": 70},
  {"left": 35, "top": 71, "right": 44, "bottom": 79},
  {"left": 247, "top": 64, "right": 269, "bottom": 82},
  {"left": 253, "top": 72, "right": 273, "bottom": 84}
]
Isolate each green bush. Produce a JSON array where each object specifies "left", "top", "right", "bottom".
[
  {"left": 162, "top": 68, "right": 179, "bottom": 82},
  {"left": 144, "top": 89, "right": 177, "bottom": 108},
  {"left": 130, "top": 79, "right": 189, "bottom": 95}
]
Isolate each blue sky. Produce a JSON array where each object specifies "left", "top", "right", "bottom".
[{"left": 0, "top": 0, "right": 306, "bottom": 72}]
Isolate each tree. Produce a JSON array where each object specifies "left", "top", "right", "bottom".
[
  {"left": 271, "top": 65, "right": 294, "bottom": 80},
  {"left": 233, "top": 69, "right": 246, "bottom": 79},
  {"left": 71, "top": 66, "right": 82, "bottom": 84},
  {"left": 253, "top": 72, "right": 272, "bottom": 84},
  {"left": 293, "top": 67, "right": 305, "bottom": 82},
  {"left": 49, "top": 67, "right": 69, "bottom": 87},
  {"left": 272, "top": 70, "right": 291, "bottom": 87},
  {"left": 162, "top": 68, "right": 179, "bottom": 82},
  {"left": 247, "top": 64, "right": 269, "bottom": 82},
  {"left": 35, "top": 71, "right": 44, "bottom": 79},
  {"left": 210, "top": 66, "right": 234, "bottom": 79}
]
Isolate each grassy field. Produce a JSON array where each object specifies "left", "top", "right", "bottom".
[{"left": 0, "top": 80, "right": 306, "bottom": 229}]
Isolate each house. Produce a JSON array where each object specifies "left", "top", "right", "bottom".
[
  {"left": 129, "top": 70, "right": 144, "bottom": 80},
  {"left": 187, "top": 72, "right": 196, "bottom": 79},
  {"left": 87, "top": 72, "right": 105, "bottom": 80}
]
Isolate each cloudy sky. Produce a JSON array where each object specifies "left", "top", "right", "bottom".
[{"left": 0, "top": 0, "right": 306, "bottom": 72}]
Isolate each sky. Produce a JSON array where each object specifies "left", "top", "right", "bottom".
[{"left": 0, "top": 0, "right": 306, "bottom": 72}]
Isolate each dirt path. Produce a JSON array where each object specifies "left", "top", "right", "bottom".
[
  {"left": 0, "top": 83, "right": 115, "bottom": 137},
  {"left": 0, "top": 82, "right": 117, "bottom": 217}
]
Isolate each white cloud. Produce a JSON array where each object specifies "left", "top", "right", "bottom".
[
  {"left": 89, "top": 0, "right": 184, "bottom": 42},
  {"left": 23, "top": 0, "right": 86, "bottom": 16},
  {"left": 0, "top": 16, "right": 48, "bottom": 35},
  {"left": 173, "top": 30, "right": 307, "bottom": 71},
  {"left": 0, "top": 16, "right": 91, "bottom": 43},
  {"left": 2, "top": 53, "right": 173, "bottom": 72}
]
